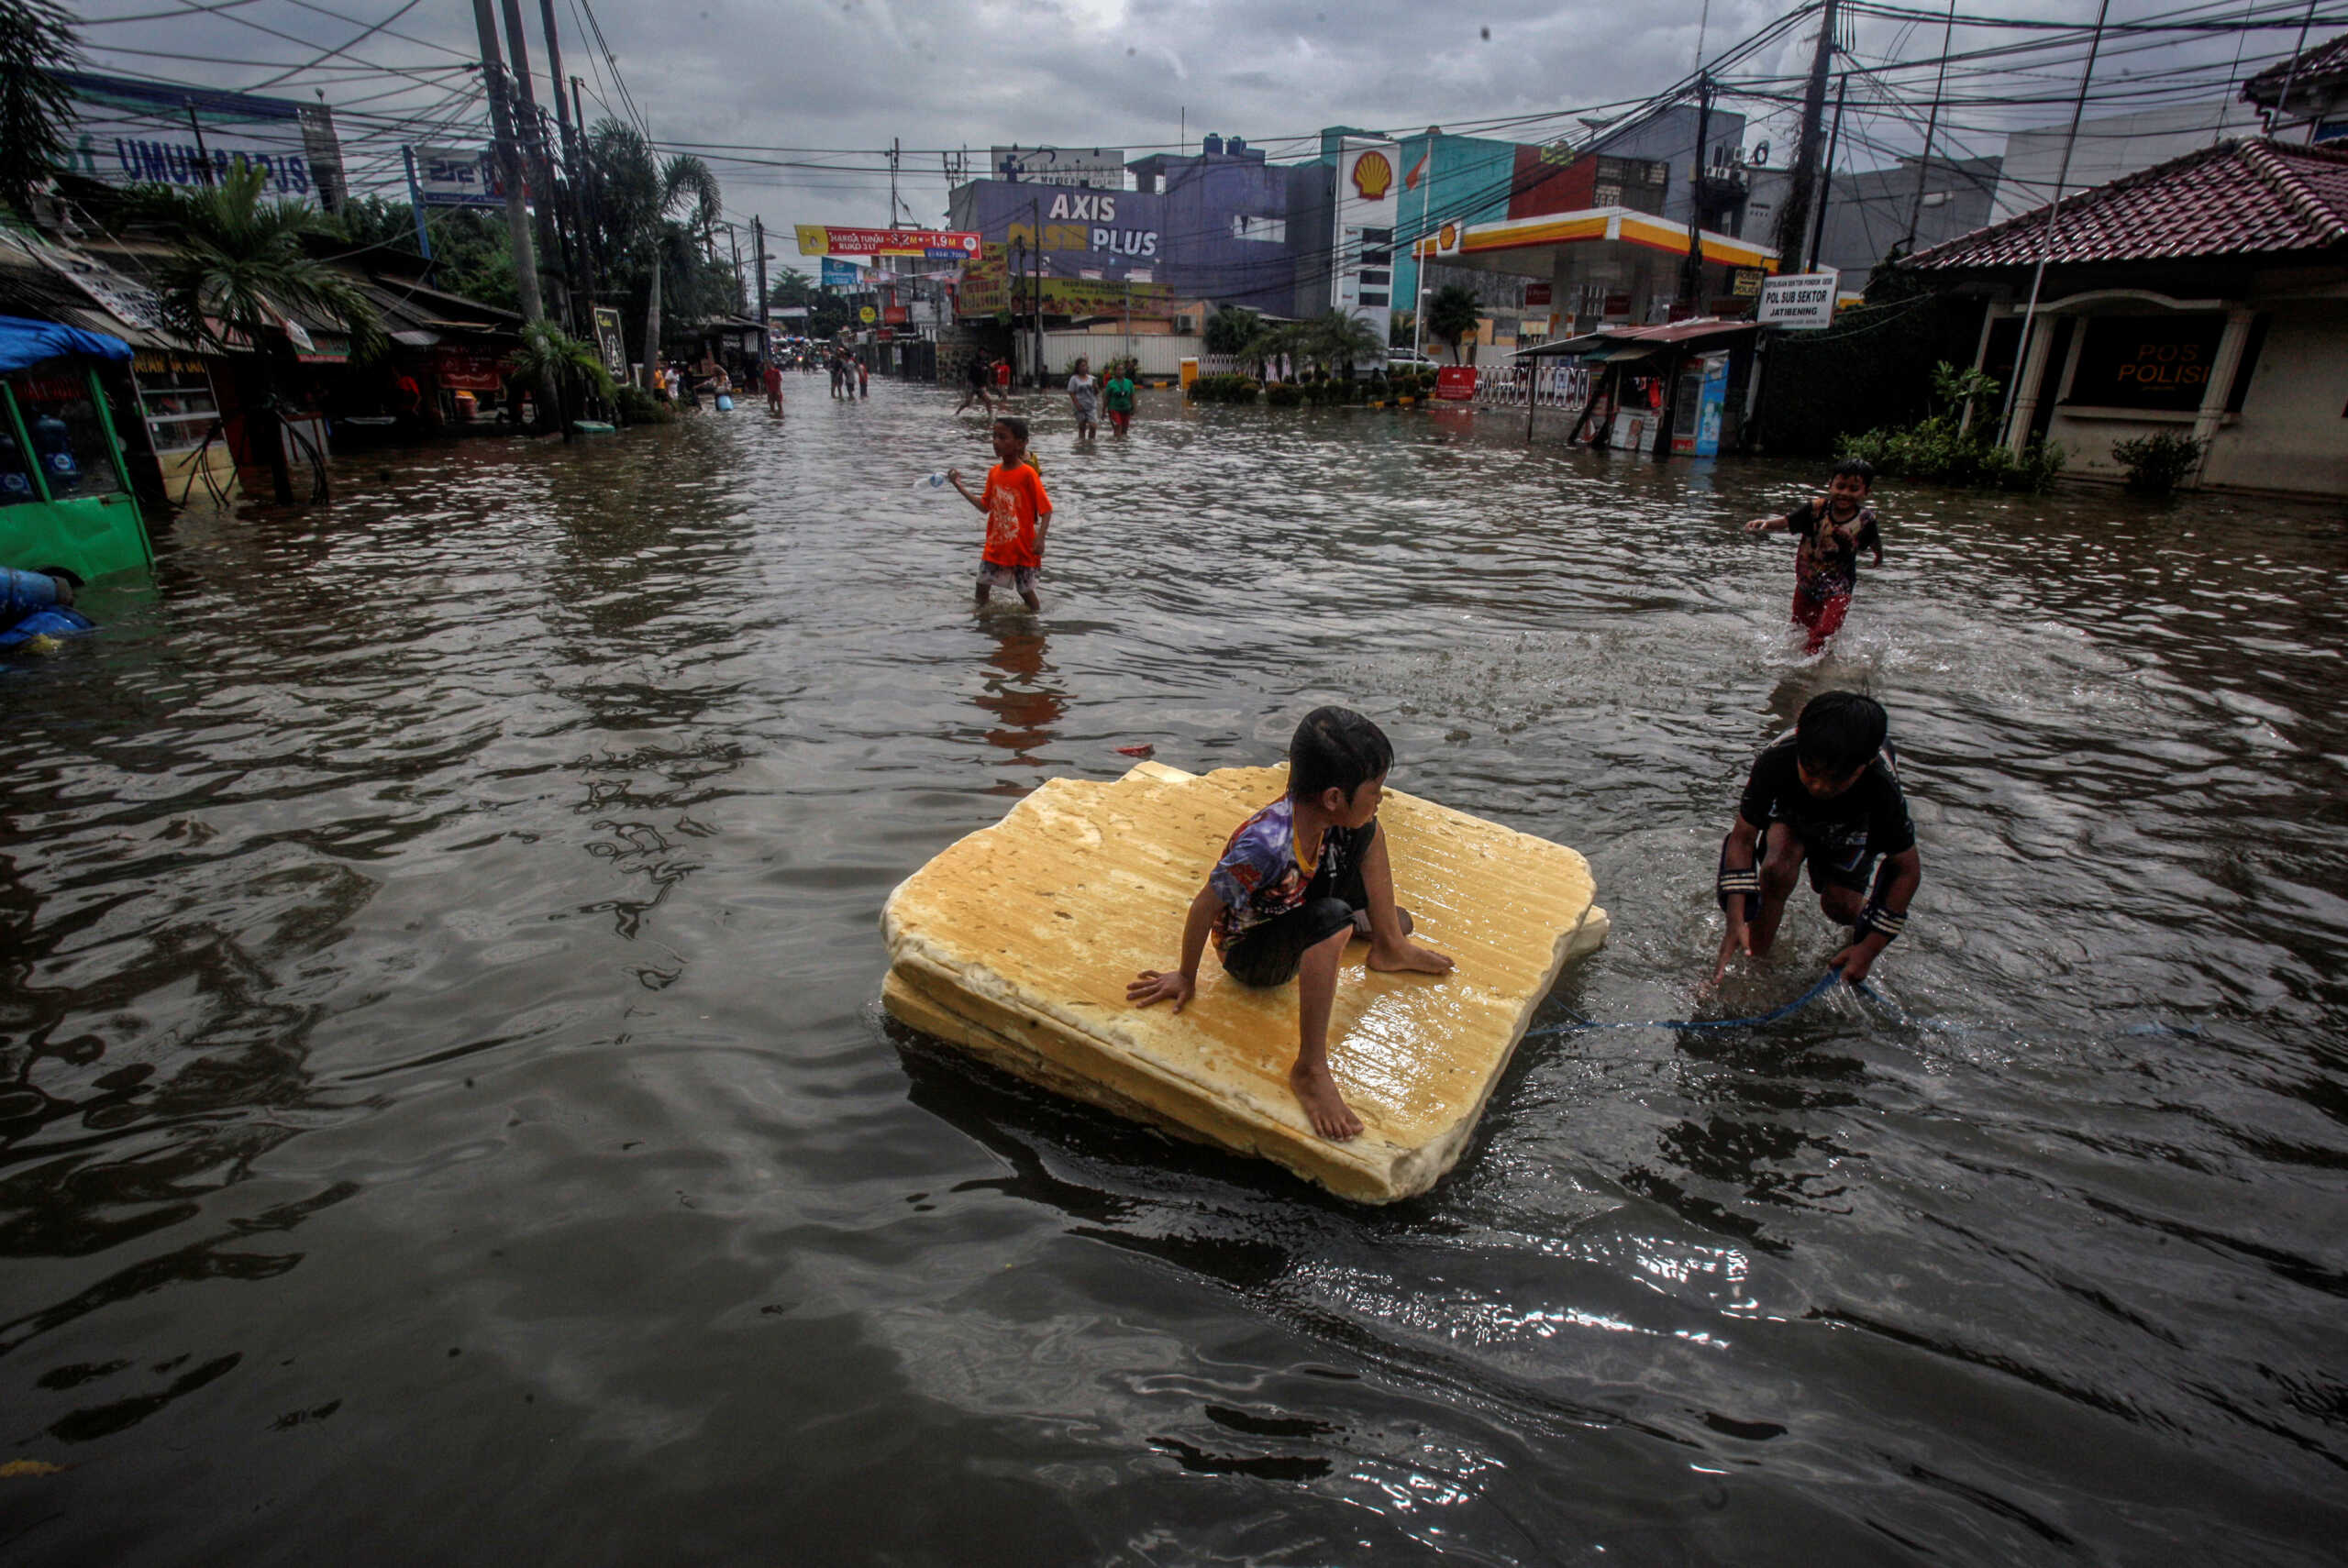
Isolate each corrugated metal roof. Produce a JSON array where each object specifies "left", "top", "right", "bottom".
[
  {"left": 1904, "top": 137, "right": 2348, "bottom": 271},
  {"left": 1523, "top": 315, "right": 1757, "bottom": 357}
]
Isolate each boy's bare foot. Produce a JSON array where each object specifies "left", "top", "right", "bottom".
[
  {"left": 1367, "top": 936, "right": 1454, "bottom": 975},
  {"left": 1290, "top": 1061, "right": 1363, "bottom": 1140}
]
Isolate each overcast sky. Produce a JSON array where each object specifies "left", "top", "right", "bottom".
[{"left": 65, "top": 0, "right": 2315, "bottom": 249}]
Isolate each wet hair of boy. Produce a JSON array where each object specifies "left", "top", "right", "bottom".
[
  {"left": 1795, "top": 690, "right": 1889, "bottom": 778},
  {"left": 1289, "top": 706, "right": 1394, "bottom": 801},
  {"left": 1830, "top": 457, "right": 1876, "bottom": 487},
  {"left": 994, "top": 415, "right": 1030, "bottom": 445}
]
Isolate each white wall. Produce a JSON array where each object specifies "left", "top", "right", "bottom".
[
  {"left": 2202, "top": 300, "right": 2348, "bottom": 497},
  {"left": 1035, "top": 331, "right": 1204, "bottom": 380},
  {"left": 1991, "top": 102, "right": 2263, "bottom": 223}
]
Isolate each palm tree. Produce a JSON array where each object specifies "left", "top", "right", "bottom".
[
  {"left": 1306, "top": 310, "right": 1385, "bottom": 379},
  {"left": 1425, "top": 284, "right": 1483, "bottom": 365},
  {"left": 577, "top": 122, "right": 722, "bottom": 386},
  {"left": 509, "top": 320, "right": 615, "bottom": 427},
  {"left": 131, "top": 162, "right": 383, "bottom": 502},
  {"left": 0, "top": 0, "right": 78, "bottom": 215}
]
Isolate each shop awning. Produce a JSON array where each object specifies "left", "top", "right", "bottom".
[
  {"left": 1518, "top": 316, "right": 1760, "bottom": 359},
  {"left": 0, "top": 313, "right": 132, "bottom": 374}
]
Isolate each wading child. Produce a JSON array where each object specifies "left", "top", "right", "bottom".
[
  {"left": 1744, "top": 458, "right": 1883, "bottom": 653},
  {"left": 947, "top": 416, "right": 1052, "bottom": 612},
  {"left": 1067, "top": 357, "right": 1099, "bottom": 441},
  {"left": 1713, "top": 690, "right": 1921, "bottom": 988},
  {"left": 1102, "top": 364, "right": 1135, "bottom": 436},
  {"left": 1126, "top": 707, "right": 1454, "bottom": 1141}
]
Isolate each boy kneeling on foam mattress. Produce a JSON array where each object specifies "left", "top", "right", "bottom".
[{"left": 1127, "top": 707, "right": 1454, "bottom": 1141}]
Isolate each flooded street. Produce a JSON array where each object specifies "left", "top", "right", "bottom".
[{"left": 5, "top": 381, "right": 2344, "bottom": 1564}]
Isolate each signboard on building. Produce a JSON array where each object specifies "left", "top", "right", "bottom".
[
  {"left": 1524, "top": 282, "right": 1552, "bottom": 306},
  {"left": 1332, "top": 136, "right": 1401, "bottom": 348},
  {"left": 2067, "top": 314, "right": 2226, "bottom": 412},
  {"left": 796, "top": 226, "right": 980, "bottom": 260},
  {"left": 820, "top": 257, "right": 861, "bottom": 290},
  {"left": 411, "top": 145, "right": 502, "bottom": 208},
  {"left": 954, "top": 244, "right": 1172, "bottom": 318},
  {"left": 990, "top": 146, "right": 1127, "bottom": 188},
  {"left": 1005, "top": 189, "right": 1160, "bottom": 259},
  {"left": 56, "top": 71, "right": 345, "bottom": 207},
  {"left": 1756, "top": 270, "right": 1839, "bottom": 329},
  {"left": 591, "top": 306, "right": 626, "bottom": 381},
  {"left": 1732, "top": 267, "right": 1767, "bottom": 297}
]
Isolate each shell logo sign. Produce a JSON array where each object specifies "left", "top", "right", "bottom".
[
  {"left": 1350, "top": 149, "right": 1393, "bottom": 201},
  {"left": 1438, "top": 221, "right": 1459, "bottom": 253}
]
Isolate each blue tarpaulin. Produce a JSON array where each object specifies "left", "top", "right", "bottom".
[{"left": 0, "top": 315, "right": 133, "bottom": 376}]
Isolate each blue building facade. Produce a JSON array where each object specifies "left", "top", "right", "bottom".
[{"left": 947, "top": 138, "right": 1319, "bottom": 317}]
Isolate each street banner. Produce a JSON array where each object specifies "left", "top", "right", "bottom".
[
  {"left": 1435, "top": 366, "right": 1478, "bottom": 401},
  {"left": 55, "top": 70, "right": 345, "bottom": 204},
  {"left": 412, "top": 145, "right": 504, "bottom": 208},
  {"left": 1756, "top": 270, "right": 1839, "bottom": 329},
  {"left": 797, "top": 225, "right": 980, "bottom": 260},
  {"left": 989, "top": 146, "right": 1127, "bottom": 187},
  {"left": 592, "top": 307, "right": 626, "bottom": 381},
  {"left": 820, "top": 257, "right": 861, "bottom": 290}
]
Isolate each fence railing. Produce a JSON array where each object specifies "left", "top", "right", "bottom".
[{"left": 1472, "top": 362, "right": 1591, "bottom": 408}]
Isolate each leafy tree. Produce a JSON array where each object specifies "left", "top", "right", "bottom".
[
  {"left": 578, "top": 121, "right": 730, "bottom": 380},
  {"left": 1388, "top": 308, "right": 1415, "bottom": 348},
  {"left": 1307, "top": 310, "right": 1385, "bottom": 378},
  {"left": 767, "top": 265, "right": 852, "bottom": 340},
  {"left": 1425, "top": 283, "right": 1482, "bottom": 364},
  {"left": 128, "top": 162, "right": 382, "bottom": 502},
  {"left": 1203, "top": 305, "right": 1261, "bottom": 357},
  {"left": 0, "top": 0, "right": 77, "bottom": 215},
  {"left": 510, "top": 320, "right": 615, "bottom": 427}
]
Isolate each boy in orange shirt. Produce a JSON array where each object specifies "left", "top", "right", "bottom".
[{"left": 948, "top": 415, "right": 1052, "bottom": 612}]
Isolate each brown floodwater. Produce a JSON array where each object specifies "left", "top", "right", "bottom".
[{"left": 3, "top": 380, "right": 2344, "bottom": 1565}]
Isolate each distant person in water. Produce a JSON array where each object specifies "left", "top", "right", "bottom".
[
  {"left": 1744, "top": 458, "right": 1883, "bottom": 653},
  {"left": 1067, "top": 356, "right": 1099, "bottom": 441},
  {"left": 858, "top": 357, "right": 869, "bottom": 399},
  {"left": 1127, "top": 706, "right": 1454, "bottom": 1141},
  {"left": 1712, "top": 690, "right": 1921, "bottom": 988},
  {"left": 947, "top": 415, "right": 1051, "bottom": 613},
  {"left": 955, "top": 355, "right": 996, "bottom": 416},
  {"left": 1102, "top": 363, "right": 1135, "bottom": 436}
]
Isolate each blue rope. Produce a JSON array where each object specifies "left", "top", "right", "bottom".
[
  {"left": 1529, "top": 970, "right": 2202, "bottom": 1041},
  {"left": 1529, "top": 967, "right": 1852, "bottom": 1037}
]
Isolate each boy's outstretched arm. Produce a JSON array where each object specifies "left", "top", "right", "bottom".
[
  {"left": 1711, "top": 814, "right": 1763, "bottom": 987},
  {"left": 1127, "top": 884, "right": 1222, "bottom": 1011},
  {"left": 1829, "top": 846, "right": 1920, "bottom": 987},
  {"left": 945, "top": 469, "right": 988, "bottom": 513}
]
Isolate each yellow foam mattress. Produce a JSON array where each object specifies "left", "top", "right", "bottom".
[{"left": 880, "top": 761, "right": 1608, "bottom": 1202}]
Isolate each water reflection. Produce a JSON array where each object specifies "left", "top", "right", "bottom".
[{"left": 969, "top": 621, "right": 1066, "bottom": 781}]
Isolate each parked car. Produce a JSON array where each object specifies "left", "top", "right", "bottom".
[{"left": 1387, "top": 349, "right": 1439, "bottom": 370}]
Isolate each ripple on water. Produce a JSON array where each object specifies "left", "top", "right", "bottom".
[{"left": 2, "top": 388, "right": 2343, "bottom": 1565}]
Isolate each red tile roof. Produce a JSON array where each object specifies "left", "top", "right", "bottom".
[
  {"left": 1904, "top": 138, "right": 2348, "bottom": 271},
  {"left": 2243, "top": 32, "right": 2348, "bottom": 105}
]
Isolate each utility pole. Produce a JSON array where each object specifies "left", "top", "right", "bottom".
[
  {"left": 753, "top": 216, "right": 770, "bottom": 377},
  {"left": 496, "top": 0, "right": 564, "bottom": 327},
  {"left": 471, "top": 0, "right": 561, "bottom": 437},
  {"left": 537, "top": 0, "right": 595, "bottom": 326},
  {"left": 1807, "top": 72, "right": 1849, "bottom": 272},
  {"left": 1902, "top": 0, "right": 1958, "bottom": 253},
  {"left": 890, "top": 137, "right": 902, "bottom": 226},
  {"left": 1678, "top": 74, "right": 1714, "bottom": 311},
  {"left": 469, "top": 0, "right": 545, "bottom": 326},
  {"left": 1773, "top": 0, "right": 1838, "bottom": 272},
  {"left": 1999, "top": 0, "right": 2113, "bottom": 450}
]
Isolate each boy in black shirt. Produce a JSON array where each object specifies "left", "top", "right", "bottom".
[
  {"left": 1744, "top": 458, "right": 1883, "bottom": 653},
  {"left": 1713, "top": 690, "right": 1921, "bottom": 988}
]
